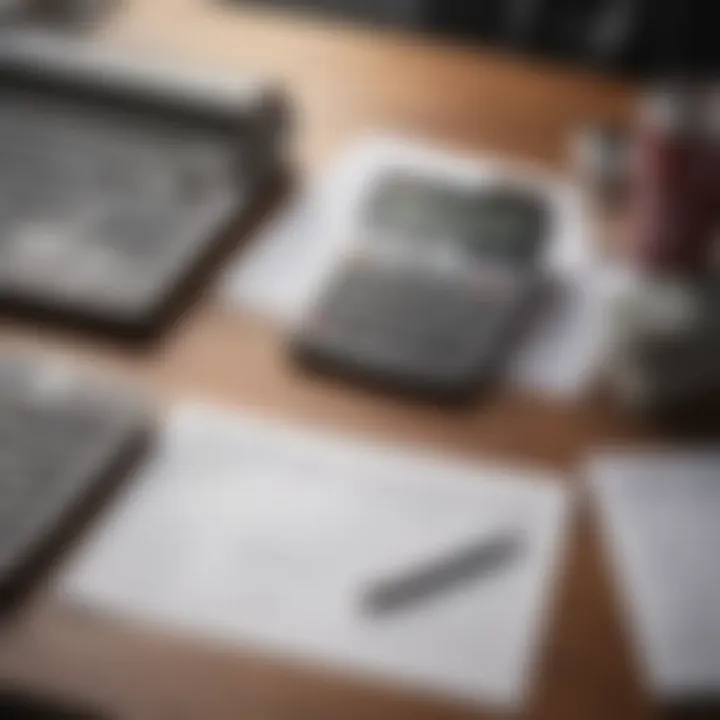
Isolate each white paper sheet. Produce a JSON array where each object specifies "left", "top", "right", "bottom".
[
  {"left": 224, "top": 136, "right": 611, "bottom": 399},
  {"left": 61, "top": 403, "right": 571, "bottom": 711},
  {"left": 589, "top": 450, "right": 720, "bottom": 701}
]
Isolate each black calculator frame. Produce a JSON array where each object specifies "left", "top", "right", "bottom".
[{"left": 0, "top": 687, "right": 107, "bottom": 719}]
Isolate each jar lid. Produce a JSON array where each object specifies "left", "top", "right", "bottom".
[{"left": 641, "top": 83, "right": 706, "bottom": 138}]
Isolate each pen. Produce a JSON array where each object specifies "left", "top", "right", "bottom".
[{"left": 361, "top": 531, "right": 524, "bottom": 617}]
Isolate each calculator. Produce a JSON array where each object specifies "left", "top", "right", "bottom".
[
  {"left": 292, "top": 172, "right": 552, "bottom": 401},
  {"left": 0, "top": 352, "right": 151, "bottom": 604},
  {"left": 0, "top": 34, "right": 289, "bottom": 338}
]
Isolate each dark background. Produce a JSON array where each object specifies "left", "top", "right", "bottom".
[{"left": 231, "top": 0, "right": 717, "bottom": 78}]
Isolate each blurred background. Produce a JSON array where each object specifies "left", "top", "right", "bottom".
[
  {"left": 0, "top": 2, "right": 719, "bottom": 720},
  {"left": 231, "top": 0, "right": 716, "bottom": 77}
]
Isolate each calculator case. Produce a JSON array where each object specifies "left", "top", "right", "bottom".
[{"left": 0, "top": 34, "right": 290, "bottom": 339}]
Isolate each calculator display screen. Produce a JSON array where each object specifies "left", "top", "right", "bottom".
[{"left": 367, "top": 175, "right": 548, "bottom": 267}]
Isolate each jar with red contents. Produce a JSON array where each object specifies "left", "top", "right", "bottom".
[{"left": 633, "top": 85, "right": 719, "bottom": 276}]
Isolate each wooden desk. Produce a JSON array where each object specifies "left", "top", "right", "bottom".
[{"left": 0, "top": 2, "right": 653, "bottom": 718}]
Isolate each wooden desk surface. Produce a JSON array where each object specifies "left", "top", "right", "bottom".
[{"left": 0, "top": 2, "right": 656, "bottom": 718}]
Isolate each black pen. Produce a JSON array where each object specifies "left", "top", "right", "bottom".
[{"left": 361, "top": 531, "right": 524, "bottom": 617}]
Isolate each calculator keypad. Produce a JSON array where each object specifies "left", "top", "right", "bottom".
[
  {"left": 0, "top": 91, "right": 235, "bottom": 313},
  {"left": 0, "top": 354, "right": 149, "bottom": 588},
  {"left": 305, "top": 262, "right": 524, "bottom": 382}
]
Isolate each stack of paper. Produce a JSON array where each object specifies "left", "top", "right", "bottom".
[
  {"left": 61, "top": 403, "right": 571, "bottom": 711},
  {"left": 589, "top": 450, "right": 720, "bottom": 702}
]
